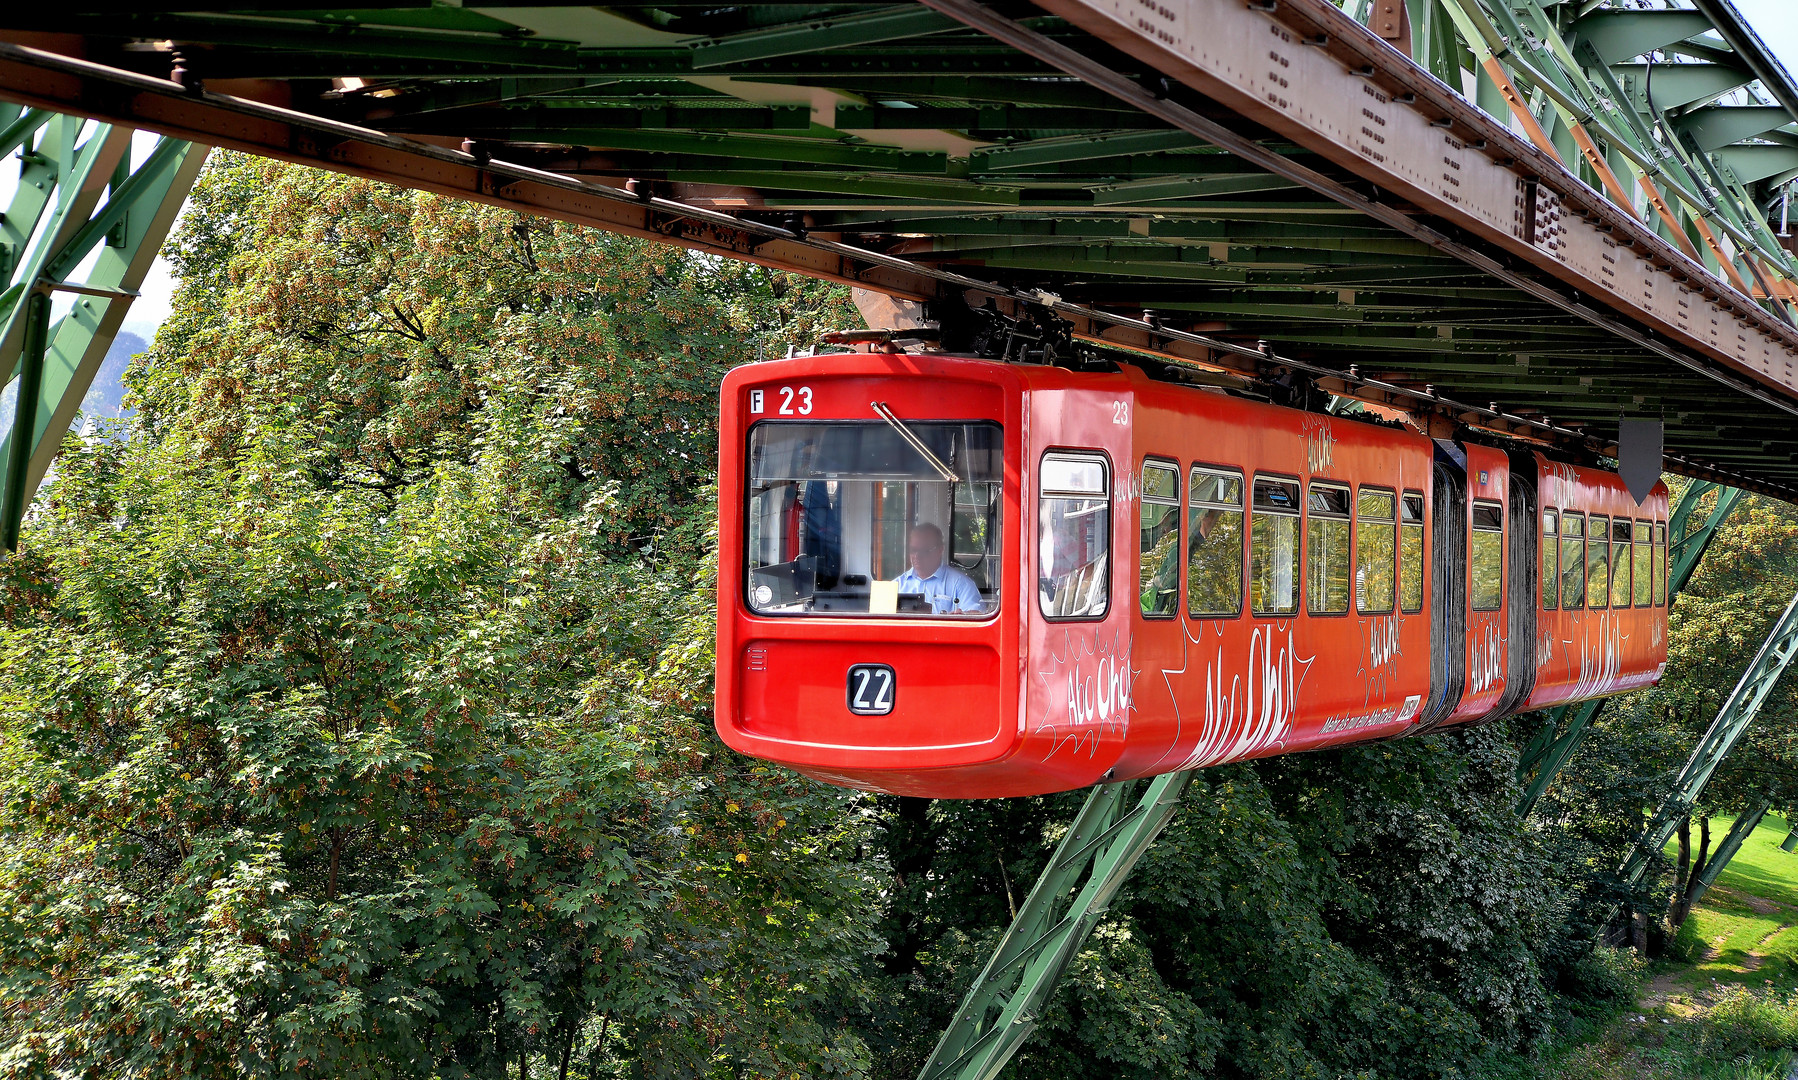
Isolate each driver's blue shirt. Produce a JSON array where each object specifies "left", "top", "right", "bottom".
[{"left": 894, "top": 563, "right": 984, "bottom": 614}]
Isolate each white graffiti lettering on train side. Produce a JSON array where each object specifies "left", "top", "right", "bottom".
[
  {"left": 1358, "top": 613, "right": 1402, "bottom": 705},
  {"left": 1303, "top": 414, "right": 1338, "bottom": 475},
  {"left": 1536, "top": 625, "right": 1558, "bottom": 672},
  {"left": 1320, "top": 692, "right": 1421, "bottom": 736},
  {"left": 1567, "top": 611, "right": 1623, "bottom": 701},
  {"left": 1177, "top": 623, "right": 1314, "bottom": 769},
  {"left": 1037, "top": 627, "right": 1136, "bottom": 760},
  {"left": 1468, "top": 617, "right": 1505, "bottom": 696}
]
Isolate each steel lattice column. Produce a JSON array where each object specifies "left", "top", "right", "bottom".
[
  {"left": 917, "top": 769, "right": 1194, "bottom": 1080},
  {"left": 1620, "top": 588, "right": 1798, "bottom": 891},
  {"left": 1679, "top": 797, "right": 1771, "bottom": 913},
  {"left": 0, "top": 106, "right": 205, "bottom": 548}
]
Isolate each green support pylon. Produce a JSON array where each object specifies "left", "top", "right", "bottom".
[
  {"left": 0, "top": 106, "right": 206, "bottom": 548},
  {"left": 917, "top": 769, "right": 1195, "bottom": 1080},
  {"left": 1679, "top": 797, "right": 1771, "bottom": 912},
  {"left": 1515, "top": 480, "right": 1746, "bottom": 816},
  {"left": 1620, "top": 588, "right": 1798, "bottom": 891}
]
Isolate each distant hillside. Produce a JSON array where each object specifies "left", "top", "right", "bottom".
[{"left": 78, "top": 329, "right": 145, "bottom": 425}]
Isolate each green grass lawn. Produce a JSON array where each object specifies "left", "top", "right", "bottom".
[
  {"left": 1687, "top": 813, "right": 1798, "bottom": 909},
  {"left": 1667, "top": 814, "right": 1798, "bottom": 994},
  {"left": 1489, "top": 815, "right": 1798, "bottom": 1078}
]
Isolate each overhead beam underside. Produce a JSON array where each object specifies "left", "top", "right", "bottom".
[{"left": 0, "top": 1, "right": 1792, "bottom": 494}]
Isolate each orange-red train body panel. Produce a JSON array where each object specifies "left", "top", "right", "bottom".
[{"left": 715, "top": 354, "right": 1668, "bottom": 798}]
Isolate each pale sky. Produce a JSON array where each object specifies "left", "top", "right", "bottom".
[{"left": 116, "top": 2, "right": 1798, "bottom": 341}]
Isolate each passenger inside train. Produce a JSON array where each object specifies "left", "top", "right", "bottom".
[{"left": 745, "top": 419, "right": 1003, "bottom": 616}]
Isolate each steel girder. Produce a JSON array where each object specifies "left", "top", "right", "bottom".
[
  {"left": 917, "top": 770, "right": 1195, "bottom": 1080},
  {"left": 1514, "top": 479, "right": 1748, "bottom": 816},
  {"left": 0, "top": 107, "right": 204, "bottom": 547},
  {"left": 1620, "top": 585, "right": 1798, "bottom": 892},
  {"left": 2, "top": 5, "right": 1798, "bottom": 498}
]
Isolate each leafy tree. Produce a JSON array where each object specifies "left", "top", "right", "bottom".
[{"left": 0, "top": 152, "right": 876, "bottom": 1079}]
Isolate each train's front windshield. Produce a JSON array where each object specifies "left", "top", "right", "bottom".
[{"left": 747, "top": 420, "right": 1003, "bottom": 617}]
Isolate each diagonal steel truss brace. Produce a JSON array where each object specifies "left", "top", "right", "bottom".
[
  {"left": 1515, "top": 479, "right": 1746, "bottom": 816},
  {"left": 0, "top": 107, "right": 206, "bottom": 548},
  {"left": 917, "top": 769, "right": 1195, "bottom": 1080},
  {"left": 1680, "top": 797, "right": 1771, "bottom": 913},
  {"left": 1621, "top": 587, "right": 1798, "bottom": 891}
]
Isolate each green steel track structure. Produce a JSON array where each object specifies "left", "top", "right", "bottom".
[
  {"left": 1677, "top": 796, "right": 1770, "bottom": 914},
  {"left": 1621, "top": 584, "right": 1798, "bottom": 894},
  {"left": 3, "top": 1, "right": 1798, "bottom": 508},
  {"left": 0, "top": 107, "right": 203, "bottom": 545},
  {"left": 919, "top": 770, "right": 1195, "bottom": 1080}
]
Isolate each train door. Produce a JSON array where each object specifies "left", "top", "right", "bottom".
[
  {"left": 1421, "top": 456, "right": 1465, "bottom": 729},
  {"left": 1121, "top": 454, "right": 1186, "bottom": 777},
  {"left": 1455, "top": 445, "right": 1511, "bottom": 723},
  {"left": 1484, "top": 456, "right": 1539, "bottom": 720},
  {"left": 1020, "top": 379, "right": 1135, "bottom": 791}
]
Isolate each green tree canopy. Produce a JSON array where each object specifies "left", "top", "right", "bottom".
[{"left": 0, "top": 153, "right": 878, "bottom": 1078}]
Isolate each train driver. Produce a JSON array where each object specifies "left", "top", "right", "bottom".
[{"left": 894, "top": 523, "right": 983, "bottom": 615}]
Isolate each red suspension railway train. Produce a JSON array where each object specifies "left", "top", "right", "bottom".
[{"left": 714, "top": 350, "right": 1669, "bottom": 799}]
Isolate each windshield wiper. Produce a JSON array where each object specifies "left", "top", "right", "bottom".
[{"left": 871, "top": 401, "right": 959, "bottom": 483}]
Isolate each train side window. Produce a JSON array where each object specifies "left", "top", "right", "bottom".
[
  {"left": 1632, "top": 520, "right": 1652, "bottom": 607},
  {"left": 1586, "top": 514, "right": 1611, "bottom": 609},
  {"left": 1471, "top": 500, "right": 1504, "bottom": 611},
  {"left": 1653, "top": 522, "right": 1668, "bottom": 606},
  {"left": 1306, "top": 481, "right": 1352, "bottom": 615},
  {"left": 1356, "top": 487, "right": 1396, "bottom": 615},
  {"left": 1250, "top": 476, "right": 1301, "bottom": 615},
  {"left": 1039, "top": 452, "right": 1110, "bottom": 620},
  {"left": 1610, "top": 519, "right": 1633, "bottom": 609},
  {"left": 1138, "top": 460, "right": 1181, "bottom": 618},
  {"left": 1400, "top": 491, "right": 1425, "bottom": 614},
  {"left": 1561, "top": 512, "right": 1586, "bottom": 610},
  {"left": 1541, "top": 508, "right": 1559, "bottom": 611},
  {"left": 1188, "top": 466, "right": 1245, "bottom": 617}
]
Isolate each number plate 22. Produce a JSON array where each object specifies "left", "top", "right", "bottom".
[{"left": 846, "top": 664, "right": 896, "bottom": 716}]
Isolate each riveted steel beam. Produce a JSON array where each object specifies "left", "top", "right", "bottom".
[
  {"left": 1673, "top": 106, "right": 1793, "bottom": 154},
  {"left": 688, "top": 5, "right": 964, "bottom": 68},
  {"left": 926, "top": 0, "right": 1798, "bottom": 438},
  {"left": 1569, "top": 10, "right": 1716, "bottom": 68},
  {"left": 1611, "top": 63, "right": 1753, "bottom": 114}
]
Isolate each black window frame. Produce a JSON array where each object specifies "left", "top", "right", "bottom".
[
  {"left": 1470, "top": 498, "right": 1505, "bottom": 613},
  {"left": 1541, "top": 507, "right": 1559, "bottom": 611},
  {"left": 1305, "top": 478, "right": 1353, "bottom": 617},
  {"left": 1249, "top": 472, "right": 1304, "bottom": 617},
  {"left": 1399, "top": 489, "right": 1426, "bottom": 615},
  {"left": 1187, "top": 462, "right": 1247, "bottom": 619},
  {"left": 1038, "top": 448, "right": 1114, "bottom": 623},
  {"left": 1355, "top": 484, "right": 1398, "bottom": 616},
  {"left": 1137, "top": 457, "right": 1183, "bottom": 620}
]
